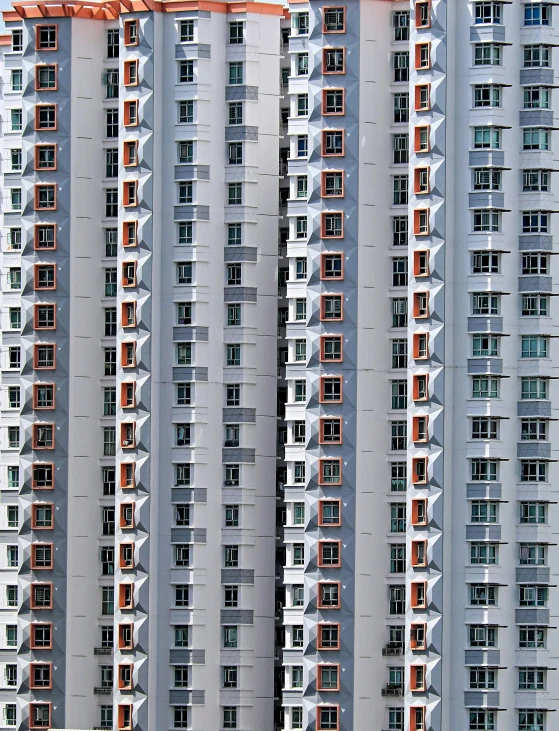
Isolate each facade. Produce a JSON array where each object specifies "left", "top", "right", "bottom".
[{"left": 1, "top": 1, "right": 559, "bottom": 731}]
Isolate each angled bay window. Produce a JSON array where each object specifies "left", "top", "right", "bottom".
[
  {"left": 35, "top": 64, "right": 57, "bottom": 90},
  {"left": 35, "top": 104, "right": 57, "bottom": 130},
  {"left": 319, "top": 458, "right": 342, "bottom": 485},
  {"left": 35, "top": 184, "right": 56, "bottom": 210}
]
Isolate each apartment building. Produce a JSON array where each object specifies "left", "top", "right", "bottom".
[
  {"left": 1, "top": 0, "right": 559, "bottom": 731},
  {"left": 0, "top": 1, "right": 282, "bottom": 729}
]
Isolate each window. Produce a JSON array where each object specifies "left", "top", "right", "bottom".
[
  {"left": 393, "top": 134, "right": 408, "bottom": 165},
  {"left": 179, "top": 100, "right": 194, "bottom": 123},
  {"left": 519, "top": 668, "right": 545, "bottom": 690},
  {"left": 226, "top": 385, "right": 240, "bottom": 406},
  {"left": 474, "top": 43, "right": 501, "bottom": 65},
  {"left": 474, "top": 2, "right": 501, "bottom": 24},
  {"left": 297, "top": 93, "right": 308, "bottom": 117},
  {"left": 292, "top": 11, "right": 309, "bottom": 35},
  {"left": 223, "top": 707, "right": 237, "bottom": 729},
  {"left": 229, "top": 102, "right": 243, "bottom": 125},
  {"left": 393, "top": 10, "right": 409, "bottom": 40},
  {"left": 524, "top": 86, "right": 550, "bottom": 109},
  {"left": 173, "top": 707, "right": 188, "bottom": 729},
  {"left": 392, "top": 298, "right": 407, "bottom": 328},
  {"left": 473, "top": 210, "right": 500, "bottom": 232},
  {"left": 474, "top": 126, "right": 500, "bottom": 149},
  {"left": 10, "top": 109, "right": 22, "bottom": 132},
  {"left": 523, "top": 128, "right": 549, "bottom": 151},
  {"left": 179, "top": 60, "right": 194, "bottom": 83},
  {"left": 392, "top": 216, "right": 408, "bottom": 246},
  {"left": 10, "top": 149, "right": 21, "bottom": 172},
  {"left": 390, "top": 504, "right": 406, "bottom": 533},
  {"left": 519, "top": 627, "right": 545, "bottom": 648},
  {"left": 179, "top": 181, "right": 193, "bottom": 204},
  {"left": 174, "top": 625, "right": 189, "bottom": 647},
  {"left": 297, "top": 53, "right": 308, "bottom": 76},
  {"left": 392, "top": 339, "right": 407, "bottom": 368},
  {"left": 391, "top": 422, "right": 406, "bottom": 451},
  {"left": 37, "top": 24, "right": 57, "bottom": 49},
  {"left": 522, "top": 253, "right": 548, "bottom": 275},
  {"left": 389, "top": 585, "right": 405, "bottom": 614},
  {"left": 472, "top": 251, "right": 500, "bottom": 274},
  {"left": 323, "top": 48, "right": 344, "bottom": 73},
  {"left": 473, "top": 168, "right": 501, "bottom": 190},
  {"left": 521, "top": 336, "right": 548, "bottom": 359},
  {"left": 521, "top": 378, "right": 547, "bottom": 400},
  {"left": 394, "top": 92, "right": 409, "bottom": 123},
  {"left": 470, "top": 667, "right": 496, "bottom": 689},
  {"left": 297, "top": 135, "right": 308, "bottom": 157},
  {"left": 519, "top": 711, "right": 545, "bottom": 731},
  {"left": 520, "top": 586, "right": 548, "bottom": 607},
  {"left": 520, "top": 502, "right": 546, "bottom": 524},
  {"left": 472, "top": 294, "right": 499, "bottom": 316},
  {"left": 521, "top": 460, "right": 547, "bottom": 482},
  {"left": 7, "top": 228, "right": 21, "bottom": 251},
  {"left": 175, "top": 463, "right": 191, "bottom": 486},
  {"left": 392, "top": 257, "right": 408, "bottom": 286},
  {"left": 522, "top": 295, "right": 548, "bottom": 317},
  {"left": 223, "top": 666, "right": 238, "bottom": 688},
  {"left": 524, "top": 45, "right": 550, "bottom": 68},
  {"left": 323, "top": 6, "right": 344, "bottom": 31},
  {"left": 472, "top": 377, "right": 499, "bottom": 400},
  {"left": 470, "top": 584, "right": 497, "bottom": 606},
  {"left": 107, "top": 28, "right": 119, "bottom": 58},
  {"left": 177, "top": 262, "right": 192, "bottom": 284},
  {"left": 229, "top": 21, "right": 244, "bottom": 44},
  {"left": 12, "top": 29, "right": 22, "bottom": 51},
  {"left": 322, "top": 130, "right": 343, "bottom": 156},
  {"left": 523, "top": 169, "right": 549, "bottom": 192},
  {"left": 470, "top": 542, "right": 497, "bottom": 565},
  {"left": 525, "top": 4, "right": 550, "bottom": 26},
  {"left": 175, "top": 545, "right": 190, "bottom": 567},
  {"left": 471, "top": 459, "right": 498, "bottom": 481},
  {"left": 470, "top": 625, "right": 497, "bottom": 648},
  {"left": 393, "top": 176, "right": 408, "bottom": 205},
  {"left": 393, "top": 51, "right": 409, "bottom": 82}
]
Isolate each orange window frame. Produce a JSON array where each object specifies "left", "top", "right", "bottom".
[
  {"left": 317, "top": 582, "right": 341, "bottom": 609},
  {"left": 411, "top": 540, "right": 427, "bottom": 567},
  {"left": 33, "top": 303, "right": 56, "bottom": 330},
  {"left": 121, "top": 381, "right": 136, "bottom": 408},
  {"left": 33, "top": 343, "right": 56, "bottom": 370},
  {"left": 318, "top": 499, "right": 342, "bottom": 527},
  {"left": 124, "top": 100, "right": 139, "bottom": 126},
  {"left": 322, "top": 6, "right": 346, "bottom": 33},
  {"left": 320, "top": 335, "right": 343, "bottom": 362},
  {"left": 318, "top": 457, "right": 342, "bottom": 486},
  {"left": 31, "top": 503, "right": 54, "bottom": 530},
  {"left": 414, "top": 250, "right": 430, "bottom": 277},
  {"left": 121, "top": 341, "right": 137, "bottom": 368},
  {"left": 34, "top": 144, "right": 57, "bottom": 171},
  {"left": 413, "top": 332, "right": 429, "bottom": 360},
  {"left": 122, "top": 261, "right": 137, "bottom": 287},
  {"left": 414, "top": 42, "right": 430, "bottom": 70},
  {"left": 410, "top": 706, "right": 426, "bottom": 731},
  {"left": 120, "top": 503, "right": 135, "bottom": 529},
  {"left": 119, "top": 543, "right": 135, "bottom": 569},
  {"left": 413, "top": 291, "right": 429, "bottom": 319},
  {"left": 33, "top": 264, "right": 56, "bottom": 290},
  {"left": 320, "top": 252, "right": 344, "bottom": 280},
  {"left": 120, "top": 462, "right": 136, "bottom": 489},
  {"left": 316, "top": 705, "right": 340, "bottom": 731},
  {"left": 31, "top": 543, "right": 54, "bottom": 570},
  {"left": 123, "top": 220, "right": 138, "bottom": 247},
  {"left": 124, "top": 19, "right": 139, "bottom": 46},
  {"left": 412, "top": 412, "right": 428, "bottom": 441},
  {"left": 123, "top": 180, "right": 138, "bottom": 207},
  {"left": 118, "top": 623, "right": 134, "bottom": 650},
  {"left": 410, "top": 664, "right": 426, "bottom": 691},
  {"left": 415, "top": 0, "right": 431, "bottom": 28},
  {"left": 412, "top": 374, "right": 429, "bottom": 401},
  {"left": 123, "top": 140, "right": 138, "bottom": 167},
  {"left": 34, "top": 224, "right": 57, "bottom": 251},
  {"left": 414, "top": 167, "right": 430, "bottom": 195},
  {"left": 34, "top": 104, "right": 57, "bottom": 131},
  {"left": 32, "top": 423, "right": 55, "bottom": 450},
  {"left": 411, "top": 581, "right": 427, "bottom": 609},
  {"left": 29, "top": 703, "right": 52, "bottom": 730},
  {"left": 319, "top": 376, "right": 343, "bottom": 404},
  {"left": 322, "top": 47, "right": 346, "bottom": 74},
  {"left": 321, "top": 211, "right": 344, "bottom": 239},
  {"left": 410, "top": 622, "right": 427, "bottom": 650},
  {"left": 124, "top": 59, "right": 139, "bottom": 86},
  {"left": 118, "top": 663, "right": 133, "bottom": 690},
  {"left": 317, "top": 622, "right": 341, "bottom": 650},
  {"left": 34, "top": 63, "right": 58, "bottom": 91},
  {"left": 411, "top": 498, "right": 428, "bottom": 526},
  {"left": 414, "top": 125, "right": 431, "bottom": 153},
  {"left": 30, "top": 582, "right": 53, "bottom": 610},
  {"left": 30, "top": 622, "right": 53, "bottom": 650},
  {"left": 119, "top": 583, "right": 134, "bottom": 610},
  {"left": 413, "top": 209, "right": 430, "bottom": 236},
  {"left": 320, "top": 294, "right": 344, "bottom": 322},
  {"left": 120, "top": 422, "right": 136, "bottom": 448},
  {"left": 321, "top": 170, "right": 344, "bottom": 198},
  {"left": 414, "top": 83, "right": 431, "bottom": 111},
  {"left": 321, "top": 88, "right": 345, "bottom": 116},
  {"left": 318, "top": 417, "right": 343, "bottom": 445},
  {"left": 118, "top": 704, "right": 133, "bottom": 731},
  {"left": 31, "top": 462, "right": 54, "bottom": 490},
  {"left": 321, "top": 129, "right": 345, "bottom": 157},
  {"left": 317, "top": 663, "right": 341, "bottom": 691},
  {"left": 34, "top": 184, "right": 57, "bottom": 211},
  {"left": 318, "top": 540, "right": 342, "bottom": 568},
  {"left": 35, "top": 24, "right": 58, "bottom": 50},
  {"left": 122, "top": 301, "right": 137, "bottom": 328},
  {"left": 33, "top": 383, "right": 55, "bottom": 410},
  {"left": 412, "top": 456, "right": 428, "bottom": 485}
]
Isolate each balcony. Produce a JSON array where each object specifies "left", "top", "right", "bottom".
[
  {"left": 382, "top": 643, "right": 403, "bottom": 656},
  {"left": 381, "top": 683, "right": 403, "bottom": 697}
]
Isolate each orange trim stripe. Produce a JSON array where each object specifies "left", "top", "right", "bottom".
[{"left": 5, "top": 0, "right": 284, "bottom": 20}]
